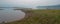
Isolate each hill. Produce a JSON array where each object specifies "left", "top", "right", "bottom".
[{"left": 37, "top": 5, "right": 60, "bottom": 9}]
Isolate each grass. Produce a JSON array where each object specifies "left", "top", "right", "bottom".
[{"left": 6, "top": 9, "right": 60, "bottom": 24}]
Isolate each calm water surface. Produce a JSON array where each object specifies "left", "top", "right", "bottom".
[{"left": 0, "top": 8, "right": 25, "bottom": 23}]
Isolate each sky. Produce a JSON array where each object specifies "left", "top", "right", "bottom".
[{"left": 0, "top": 0, "right": 60, "bottom": 8}]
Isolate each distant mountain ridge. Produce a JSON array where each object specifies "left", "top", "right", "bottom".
[
  {"left": 37, "top": 5, "right": 60, "bottom": 9},
  {"left": 37, "top": 5, "right": 60, "bottom": 8}
]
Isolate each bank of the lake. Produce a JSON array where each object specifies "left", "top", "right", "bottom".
[{"left": 6, "top": 9, "right": 60, "bottom": 24}]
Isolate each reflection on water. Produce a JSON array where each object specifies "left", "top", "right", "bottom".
[{"left": 0, "top": 8, "right": 25, "bottom": 23}]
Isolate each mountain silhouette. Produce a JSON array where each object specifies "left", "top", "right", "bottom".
[{"left": 37, "top": 5, "right": 60, "bottom": 9}]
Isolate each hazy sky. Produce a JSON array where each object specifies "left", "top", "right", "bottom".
[{"left": 0, "top": 0, "right": 60, "bottom": 8}]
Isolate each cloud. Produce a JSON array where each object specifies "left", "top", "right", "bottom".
[{"left": 0, "top": 0, "right": 60, "bottom": 8}]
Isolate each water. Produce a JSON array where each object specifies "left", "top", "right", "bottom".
[{"left": 0, "top": 8, "right": 25, "bottom": 23}]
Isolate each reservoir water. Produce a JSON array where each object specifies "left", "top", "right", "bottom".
[{"left": 0, "top": 8, "right": 25, "bottom": 23}]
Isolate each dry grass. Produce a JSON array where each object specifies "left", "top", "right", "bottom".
[{"left": 6, "top": 10, "right": 60, "bottom": 24}]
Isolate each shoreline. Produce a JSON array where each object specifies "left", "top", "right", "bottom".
[{"left": 5, "top": 9, "right": 60, "bottom": 24}]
